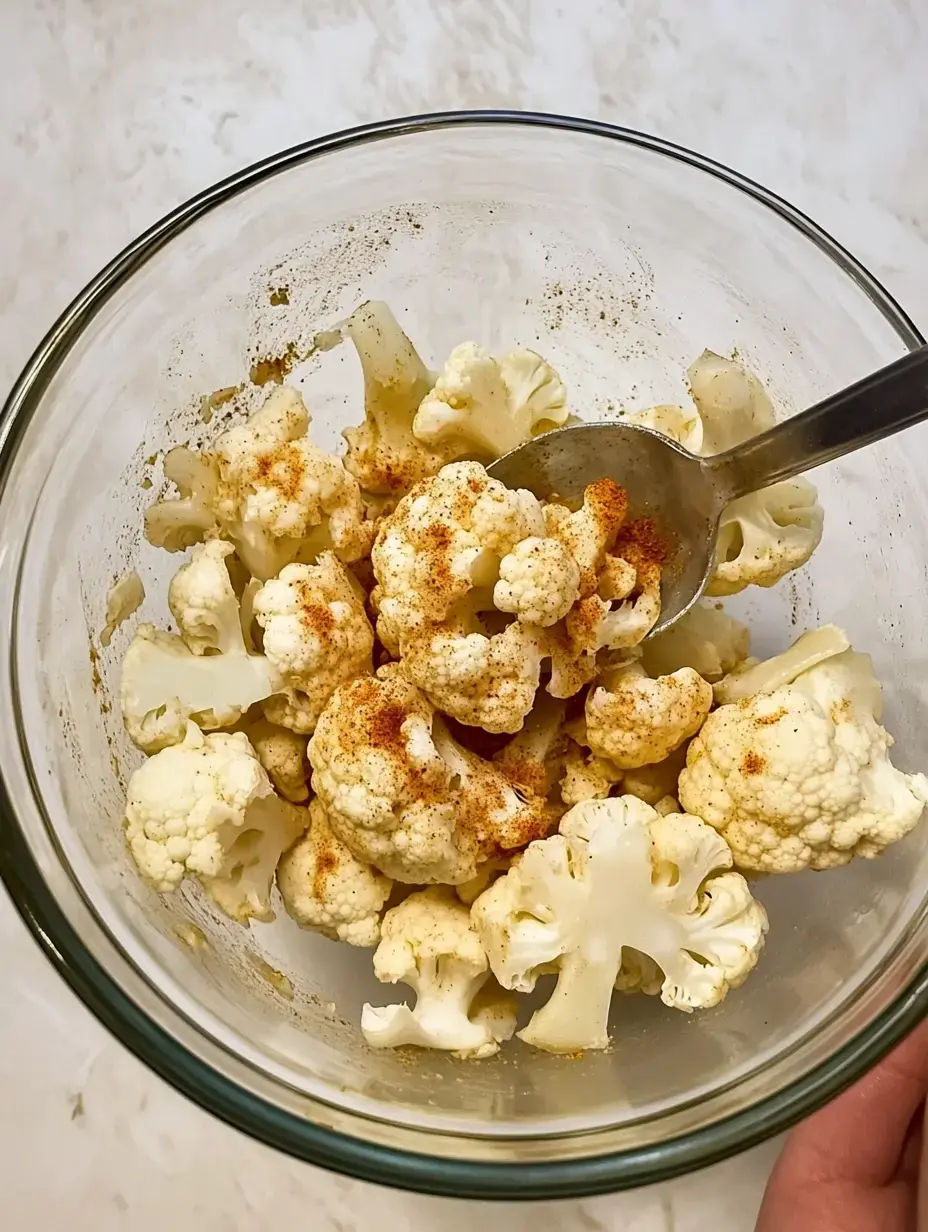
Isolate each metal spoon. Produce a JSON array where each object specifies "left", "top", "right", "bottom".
[{"left": 488, "top": 347, "right": 928, "bottom": 634}]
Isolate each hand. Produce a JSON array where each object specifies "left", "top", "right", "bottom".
[{"left": 756, "top": 1019, "right": 928, "bottom": 1231}]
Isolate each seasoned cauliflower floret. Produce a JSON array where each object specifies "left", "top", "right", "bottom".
[
  {"left": 402, "top": 617, "right": 549, "bottom": 735},
  {"left": 276, "top": 798, "right": 392, "bottom": 945},
  {"left": 494, "top": 536, "right": 580, "bottom": 627},
  {"left": 146, "top": 387, "right": 372, "bottom": 580},
  {"left": 124, "top": 722, "right": 307, "bottom": 923},
  {"left": 361, "top": 887, "right": 517, "bottom": 1057},
  {"left": 586, "top": 660, "right": 712, "bottom": 770},
  {"left": 545, "top": 477, "right": 628, "bottom": 598},
  {"left": 308, "top": 669, "right": 553, "bottom": 884},
  {"left": 341, "top": 301, "right": 444, "bottom": 495},
  {"left": 679, "top": 648, "right": 928, "bottom": 873},
  {"left": 413, "top": 342, "right": 569, "bottom": 460},
  {"left": 242, "top": 717, "right": 309, "bottom": 803},
  {"left": 559, "top": 741, "right": 623, "bottom": 806},
  {"left": 371, "top": 460, "right": 545, "bottom": 648},
  {"left": 254, "top": 553, "right": 374, "bottom": 735},
  {"left": 472, "top": 796, "right": 767, "bottom": 1053}
]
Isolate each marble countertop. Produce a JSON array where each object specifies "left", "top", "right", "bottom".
[{"left": 3, "top": 1, "right": 927, "bottom": 1227}]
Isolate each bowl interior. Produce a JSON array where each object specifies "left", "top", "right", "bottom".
[{"left": 3, "top": 121, "right": 928, "bottom": 1152}]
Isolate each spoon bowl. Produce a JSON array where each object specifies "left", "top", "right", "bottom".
[
  {"left": 488, "top": 422, "right": 717, "bottom": 631},
  {"left": 490, "top": 346, "right": 928, "bottom": 635}
]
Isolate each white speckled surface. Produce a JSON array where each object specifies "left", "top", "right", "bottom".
[{"left": 3, "top": 1, "right": 928, "bottom": 1227}]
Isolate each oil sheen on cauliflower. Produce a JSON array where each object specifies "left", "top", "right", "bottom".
[
  {"left": 308, "top": 667, "right": 555, "bottom": 884},
  {"left": 472, "top": 795, "right": 767, "bottom": 1053},
  {"left": 276, "top": 798, "right": 392, "bottom": 945},
  {"left": 124, "top": 722, "right": 307, "bottom": 923},
  {"left": 146, "top": 386, "right": 372, "bottom": 579},
  {"left": 679, "top": 647, "right": 928, "bottom": 872},
  {"left": 361, "top": 886, "right": 517, "bottom": 1057}
]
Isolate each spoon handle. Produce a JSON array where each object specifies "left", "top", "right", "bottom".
[{"left": 703, "top": 346, "right": 928, "bottom": 506}]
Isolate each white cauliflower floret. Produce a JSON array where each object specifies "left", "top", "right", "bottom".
[
  {"left": 276, "top": 798, "right": 392, "bottom": 945},
  {"left": 144, "top": 445, "right": 221, "bottom": 553},
  {"left": 146, "top": 387, "right": 372, "bottom": 580},
  {"left": 472, "top": 796, "right": 767, "bottom": 1052},
  {"left": 124, "top": 722, "right": 307, "bottom": 923},
  {"left": 622, "top": 403, "right": 704, "bottom": 453},
  {"left": 494, "top": 536, "right": 580, "bottom": 627},
  {"left": 168, "top": 539, "right": 244, "bottom": 656},
  {"left": 308, "top": 669, "right": 553, "bottom": 883},
  {"left": 253, "top": 553, "right": 374, "bottom": 735},
  {"left": 371, "top": 460, "right": 545, "bottom": 647},
  {"left": 120, "top": 623, "right": 275, "bottom": 754},
  {"left": 642, "top": 602, "right": 751, "bottom": 684},
  {"left": 361, "top": 887, "right": 517, "bottom": 1057},
  {"left": 242, "top": 717, "right": 309, "bottom": 803},
  {"left": 341, "top": 301, "right": 444, "bottom": 495},
  {"left": 412, "top": 342, "right": 569, "bottom": 460},
  {"left": 713, "top": 624, "right": 849, "bottom": 705},
  {"left": 402, "top": 618, "right": 549, "bottom": 734},
  {"left": 626, "top": 352, "right": 823, "bottom": 595},
  {"left": 559, "top": 741, "right": 623, "bottom": 806},
  {"left": 686, "top": 349, "right": 777, "bottom": 454},
  {"left": 710, "top": 479, "right": 824, "bottom": 596},
  {"left": 679, "top": 648, "right": 928, "bottom": 873},
  {"left": 586, "top": 660, "right": 712, "bottom": 769}
]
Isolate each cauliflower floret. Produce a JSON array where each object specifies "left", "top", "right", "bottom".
[
  {"left": 412, "top": 342, "right": 569, "bottom": 460},
  {"left": 679, "top": 648, "right": 928, "bottom": 873},
  {"left": 276, "top": 798, "right": 392, "bottom": 945},
  {"left": 641, "top": 602, "right": 751, "bottom": 684},
  {"left": 144, "top": 445, "right": 221, "bottom": 553},
  {"left": 168, "top": 539, "right": 244, "bottom": 656},
  {"left": 253, "top": 553, "right": 374, "bottom": 735},
  {"left": 361, "top": 887, "right": 517, "bottom": 1057},
  {"left": 341, "top": 301, "right": 444, "bottom": 496},
  {"left": 402, "top": 617, "right": 549, "bottom": 735},
  {"left": 472, "top": 796, "right": 767, "bottom": 1052},
  {"left": 308, "top": 668, "right": 553, "bottom": 883},
  {"left": 713, "top": 624, "right": 849, "bottom": 705},
  {"left": 686, "top": 350, "right": 777, "bottom": 454},
  {"left": 242, "top": 717, "right": 309, "bottom": 803},
  {"left": 120, "top": 623, "right": 275, "bottom": 754},
  {"left": 622, "top": 403, "right": 704, "bottom": 453},
  {"left": 627, "top": 353, "right": 823, "bottom": 595},
  {"left": 622, "top": 743, "right": 689, "bottom": 807},
  {"left": 371, "top": 460, "right": 545, "bottom": 647},
  {"left": 146, "top": 387, "right": 372, "bottom": 580},
  {"left": 494, "top": 536, "right": 580, "bottom": 627},
  {"left": 124, "top": 722, "right": 307, "bottom": 922},
  {"left": 545, "top": 477, "right": 628, "bottom": 598},
  {"left": 710, "top": 479, "right": 824, "bottom": 596},
  {"left": 586, "top": 660, "right": 712, "bottom": 770},
  {"left": 492, "top": 692, "right": 567, "bottom": 799},
  {"left": 559, "top": 741, "right": 623, "bottom": 805}
]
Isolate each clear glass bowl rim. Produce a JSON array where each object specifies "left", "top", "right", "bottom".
[{"left": 1, "top": 109, "right": 926, "bottom": 1200}]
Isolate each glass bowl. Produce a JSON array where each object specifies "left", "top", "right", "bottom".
[{"left": 1, "top": 111, "right": 927, "bottom": 1201}]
